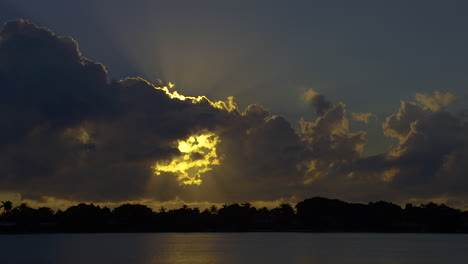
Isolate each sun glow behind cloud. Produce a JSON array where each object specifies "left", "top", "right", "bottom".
[
  {"left": 147, "top": 81, "right": 231, "bottom": 186},
  {"left": 153, "top": 81, "right": 238, "bottom": 111},
  {"left": 153, "top": 133, "right": 221, "bottom": 185}
]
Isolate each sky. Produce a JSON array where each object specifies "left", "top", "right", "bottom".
[{"left": 1, "top": 0, "right": 468, "bottom": 209}]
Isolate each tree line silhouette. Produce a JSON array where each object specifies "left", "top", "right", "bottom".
[{"left": 1, "top": 197, "right": 468, "bottom": 233}]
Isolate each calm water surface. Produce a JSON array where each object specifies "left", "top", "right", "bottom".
[{"left": 1, "top": 233, "right": 467, "bottom": 264}]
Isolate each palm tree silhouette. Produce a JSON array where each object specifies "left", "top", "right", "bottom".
[{"left": 0, "top": 201, "right": 13, "bottom": 214}]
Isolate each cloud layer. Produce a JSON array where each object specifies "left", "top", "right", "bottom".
[{"left": 1, "top": 19, "right": 467, "bottom": 207}]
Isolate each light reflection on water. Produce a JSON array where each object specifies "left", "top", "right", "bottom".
[{"left": 1, "top": 233, "right": 468, "bottom": 264}]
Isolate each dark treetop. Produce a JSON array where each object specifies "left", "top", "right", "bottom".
[{"left": 1, "top": 197, "right": 468, "bottom": 233}]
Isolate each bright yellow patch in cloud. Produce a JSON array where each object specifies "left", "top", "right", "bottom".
[
  {"left": 153, "top": 133, "right": 220, "bottom": 185},
  {"left": 154, "top": 81, "right": 237, "bottom": 111},
  {"left": 415, "top": 91, "right": 458, "bottom": 112},
  {"left": 381, "top": 168, "right": 400, "bottom": 182},
  {"left": 64, "top": 127, "right": 91, "bottom": 143},
  {"left": 351, "top": 112, "right": 376, "bottom": 124}
]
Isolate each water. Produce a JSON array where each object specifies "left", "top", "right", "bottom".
[{"left": 1, "top": 233, "right": 467, "bottom": 264}]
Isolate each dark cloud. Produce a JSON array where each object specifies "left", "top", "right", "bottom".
[
  {"left": 0, "top": 19, "right": 309, "bottom": 203},
  {"left": 303, "top": 89, "right": 332, "bottom": 116},
  {"left": 201, "top": 114, "right": 306, "bottom": 202},
  {"left": 1, "top": 19, "right": 468, "bottom": 207},
  {"left": 346, "top": 92, "right": 468, "bottom": 202},
  {"left": 300, "top": 102, "right": 366, "bottom": 175},
  {"left": 379, "top": 93, "right": 468, "bottom": 198},
  {"left": 0, "top": 19, "right": 235, "bottom": 201}
]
